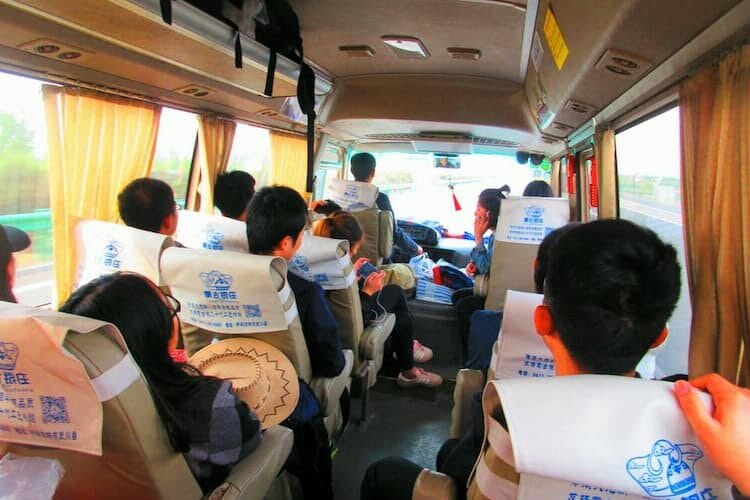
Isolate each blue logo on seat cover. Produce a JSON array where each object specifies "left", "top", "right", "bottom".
[
  {"left": 102, "top": 240, "right": 122, "bottom": 269},
  {"left": 290, "top": 255, "right": 310, "bottom": 274},
  {"left": 202, "top": 230, "right": 225, "bottom": 251},
  {"left": 523, "top": 205, "right": 545, "bottom": 223},
  {"left": 200, "top": 270, "right": 238, "bottom": 300},
  {"left": 0, "top": 342, "right": 19, "bottom": 371},
  {"left": 627, "top": 439, "right": 704, "bottom": 496}
]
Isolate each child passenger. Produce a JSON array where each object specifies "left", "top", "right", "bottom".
[
  {"left": 313, "top": 211, "right": 443, "bottom": 388},
  {"left": 59, "top": 273, "right": 262, "bottom": 493},
  {"left": 361, "top": 219, "right": 682, "bottom": 500}
]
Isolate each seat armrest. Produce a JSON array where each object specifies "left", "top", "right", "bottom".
[
  {"left": 411, "top": 469, "right": 457, "bottom": 500},
  {"left": 359, "top": 313, "right": 395, "bottom": 360},
  {"left": 310, "top": 349, "right": 354, "bottom": 417},
  {"left": 210, "top": 426, "right": 294, "bottom": 500},
  {"left": 450, "top": 369, "right": 486, "bottom": 439}
]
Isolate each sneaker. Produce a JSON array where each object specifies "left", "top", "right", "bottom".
[
  {"left": 412, "top": 340, "right": 433, "bottom": 363},
  {"left": 397, "top": 368, "right": 443, "bottom": 388}
]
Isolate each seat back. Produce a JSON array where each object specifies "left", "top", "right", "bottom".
[
  {"left": 73, "top": 219, "right": 173, "bottom": 288},
  {"left": 0, "top": 302, "right": 201, "bottom": 500},
  {"left": 160, "top": 247, "right": 313, "bottom": 382},
  {"left": 469, "top": 376, "right": 732, "bottom": 499},
  {"left": 174, "top": 209, "right": 249, "bottom": 254},
  {"left": 484, "top": 197, "right": 569, "bottom": 311},
  {"left": 290, "top": 234, "right": 367, "bottom": 372},
  {"left": 323, "top": 177, "right": 379, "bottom": 211},
  {"left": 351, "top": 208, "right": 394, "bottom": 265}
]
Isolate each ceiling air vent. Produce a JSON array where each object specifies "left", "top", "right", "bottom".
[
  {"left": 595, "top": 49, "right": 652, "bottom": 79},
  {"left": 17, "top": 38, "right": 93, "bottom": 62},
  {"left": 339, "top": 45, "right": 375, "bottom": 57},
  {"left": 174, "top": 84, "right": 213, "bottom": 98},
  {"left": 363, "top": 133, "right": 518, "bottom": 149},
  {"left": 447, "top": 47, "right": 482, "bottom": 60},
  {"left": 256, "top": 109, "right": 280, "bottom": 118},
  {"left": 551, "top": 122, "right": 575, "bottom": 133},
  {"left": 540, "top": 136, "right": 561, "bottom": 144},
  {"left": 563, "top": 100, "right": 595, "bottom": 115}
]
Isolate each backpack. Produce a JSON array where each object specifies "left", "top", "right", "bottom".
[{"left": 159, "top": 0, "right": 317, "bottom": 192}]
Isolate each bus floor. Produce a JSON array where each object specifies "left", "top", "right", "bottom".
[{"left": 332, "top": 377, "right": 454, "bottom": 500}]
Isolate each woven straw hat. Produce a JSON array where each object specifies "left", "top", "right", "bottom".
[{"left": 190, "top": 338, "right": 299, "bottom": 429}]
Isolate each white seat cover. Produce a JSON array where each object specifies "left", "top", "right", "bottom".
[
  {"left": 74, "top": 220, "right": 171, "bottom": 287},
  {"left": 288, "top": 234, "right": 355, "bottom": 290},
  {"left": 174, "top": 209, "right": 249, "bottom": 253},
  {"left": 482, "top": 375, "right": 732, "bottom": 499},
  {"left": 490, "top": 290, "right": 659, "bottom": 380},
  {"left": 160, "top": 247, "right": 296, "bottom": 333},
  {"left": 0, "top": 302, "right": 141, "bottom": 456},
  {"left": 495, "top": 196, "right": 570, "bottom": 245},
  {"left": 324, "top": 178, "right": 379, "bottom": 211}
]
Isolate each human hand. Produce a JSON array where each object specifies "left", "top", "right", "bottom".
[
  {"left": 416, "top": 245, "right": 424, "bottom": 255},
  {"left": 673, "top": 374, "right": 750, "bottom": 495},
  {"left": 474, "top": 213, "right": 490, "bottom": 243},
  {"left": 353, "top": 257, "right": 370, "bottom": 273},
  {"left": 362, "top": 271, "right": 386, "bottom": 295},
  {"left": 466, "top": 261, "right": 477, "bottom": 277}
]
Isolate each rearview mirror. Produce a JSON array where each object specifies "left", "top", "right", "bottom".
[{"left": 434, "top": 155, "right": 460, "bottom": 169}]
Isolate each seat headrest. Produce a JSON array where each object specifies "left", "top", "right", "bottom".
[
  {"left": 324, "top": 178, "right": 379, "bottom": 211},
  {"left": 495, "top": 196, "right": 570, "bottom": 245},
  {"left": 0, "top": 302, "right": 141, "bottom": 456},
  {"left": 74, "top": 220, "right": 172, "bottom": 288},
  {"left": 160, "top": 247, "right": 297, "bottom": 334},
  {"left": 288, "top": 234, "right": 356, "bottom": 290},
  {"left": 173, "top": 210, "right": 249, "bottom": 254},
  {"left": 491, "top": 290, "right": 659, "bottom": 380},
  {"left": 484, "top": 376, "right": 732, "bottom": 498}
]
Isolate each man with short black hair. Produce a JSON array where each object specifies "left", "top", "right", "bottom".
[
  {"left": 350, "top": 152, "right": 422, "bottom": 257},
  {"left": 362, "top": 219, "right": 682, "bottom": 500},
  {"left": 246, "top": 185, "right": 345, "bottom": 378},
  {"left": 214, "top": 171, "right": 256, "bottom": 221},
  {"left": 117, "top": 177, "right": 178, "bottom": 236}
]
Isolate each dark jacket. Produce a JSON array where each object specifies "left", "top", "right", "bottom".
[{"left": 288, "top": 272, "right": 346, "bottom": 378}]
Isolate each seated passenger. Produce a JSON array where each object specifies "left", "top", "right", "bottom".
[
  {"left": 117, "top": 177, "right": 179, "bottom": 237},
  {"left": 214, "top": 170, "right": 256, "bottom": 221},
  {"left": 674, "top": 374, "right": 750, "bottom": 498},
  {"left": 361, "top": 219, "right": 681, "bottom": 500},
  {"left": 313, "top": 211, "right": 442, "bottom": 388},
  {"left": 452, "top": 188, "right": 507, "bottom": 354},
  {"left": 246, "top": 185, "right": 341, "bottom": 499},
  {"left": 522, "top": 179, "right": 554, "bottom": 197},
  {"left": 350, "top": 152, "right": 423, "bottom": 258},
  {"left": 59, "top": 273, "right": 262, "bottom": 493},
  {"left": 0, "top": 224, "right": 31, "bottom": 303}
]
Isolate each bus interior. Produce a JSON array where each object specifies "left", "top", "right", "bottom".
[{"left": 0, "top": 0, "right": 749, "bottom": 498}]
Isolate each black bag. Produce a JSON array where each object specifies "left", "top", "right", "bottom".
[{"left": 159, "top": 0, "right": 317, "bottom": 192}]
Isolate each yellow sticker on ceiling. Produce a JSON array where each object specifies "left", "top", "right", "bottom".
[{"left": 543, "top": 7, "right": 569, "bottom": 70}]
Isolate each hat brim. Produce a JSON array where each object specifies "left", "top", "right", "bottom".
[
  {"left": 2, "top": 226, "right": 31, "bottom": 253},
  {"left": 190, "top": 338, "right": 299, "bottom": 429}
]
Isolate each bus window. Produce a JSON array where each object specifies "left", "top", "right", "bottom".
[
  {"left": 367, "top": 152, "right": 549, "bottom": 234},
  {"left": 615, "top": 106, "right": 689, "bottom": 375},
  {"left": 314, "top": 144, "right": 344, "bottom": 201},
  {"left": 150, "top": 107, "right": 199, "bottom": 208},
  {"left": 0, "top": 72, "right": 53, "bottom": 306},
  {"left": 226, "top": 122, "right": 271, "bottom": 188}
]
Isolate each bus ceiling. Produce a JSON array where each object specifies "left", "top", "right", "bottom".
[{"left": 0, "top": 0, "right": 745, "bottom": 157}]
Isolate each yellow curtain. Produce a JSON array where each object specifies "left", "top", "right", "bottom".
[
  {"left": 594, "top": 129, "right": 617, "bottom": 219},
  {"left": 195, "top": 115, "right": 236, "bottom": 213},
  {"left": 680, "top": 44, "right": 750, "bottom": 383},
  {"left": 269, "top": 130, "right": 307, "bottom": 195},
  {"left": 43, "top": 86, "right": 161, "bottom": 304}
]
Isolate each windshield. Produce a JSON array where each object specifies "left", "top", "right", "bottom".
[{"left": 367, "top": 152, "right": 551, "bottom": 233}]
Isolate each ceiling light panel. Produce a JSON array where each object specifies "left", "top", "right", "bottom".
[{"left": 381, "top": 36, "right": 430, "bottom": 59}]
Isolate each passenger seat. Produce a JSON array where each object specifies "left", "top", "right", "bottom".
[{"left": 0, "top": 302, "right": 293, "bottom": 500}]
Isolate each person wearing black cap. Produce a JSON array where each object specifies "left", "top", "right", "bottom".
[{"left": 1, "top": 224, "right": 31, "bottom": 303}]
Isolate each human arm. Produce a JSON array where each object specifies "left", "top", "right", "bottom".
[
  {"left": 208, "top": 381, "right": 262, "bottom": 466},
  {"left": 377, "top": 192, "right": 421, "bottom": 257},
  {"left": 470, "top": 233, "right": 494, "bottom": 275},
  {"left": 673, "top": 375, "right": 750, "bottom": 496}
]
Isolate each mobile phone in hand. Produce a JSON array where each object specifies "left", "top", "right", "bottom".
[{"left": 359, "top": 262, "right": 378, "bottom": 279}]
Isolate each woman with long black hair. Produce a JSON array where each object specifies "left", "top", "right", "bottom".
[
  {"left": 0, "top": 224, "right": 31, "bottom": 303},
  {"left": 59, "top": 272, "right": 262, "bottom": 493}
]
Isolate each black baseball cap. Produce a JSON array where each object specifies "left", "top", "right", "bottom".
[{"left": 0, "top": 224, "right": 31, "bottom": 256}]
